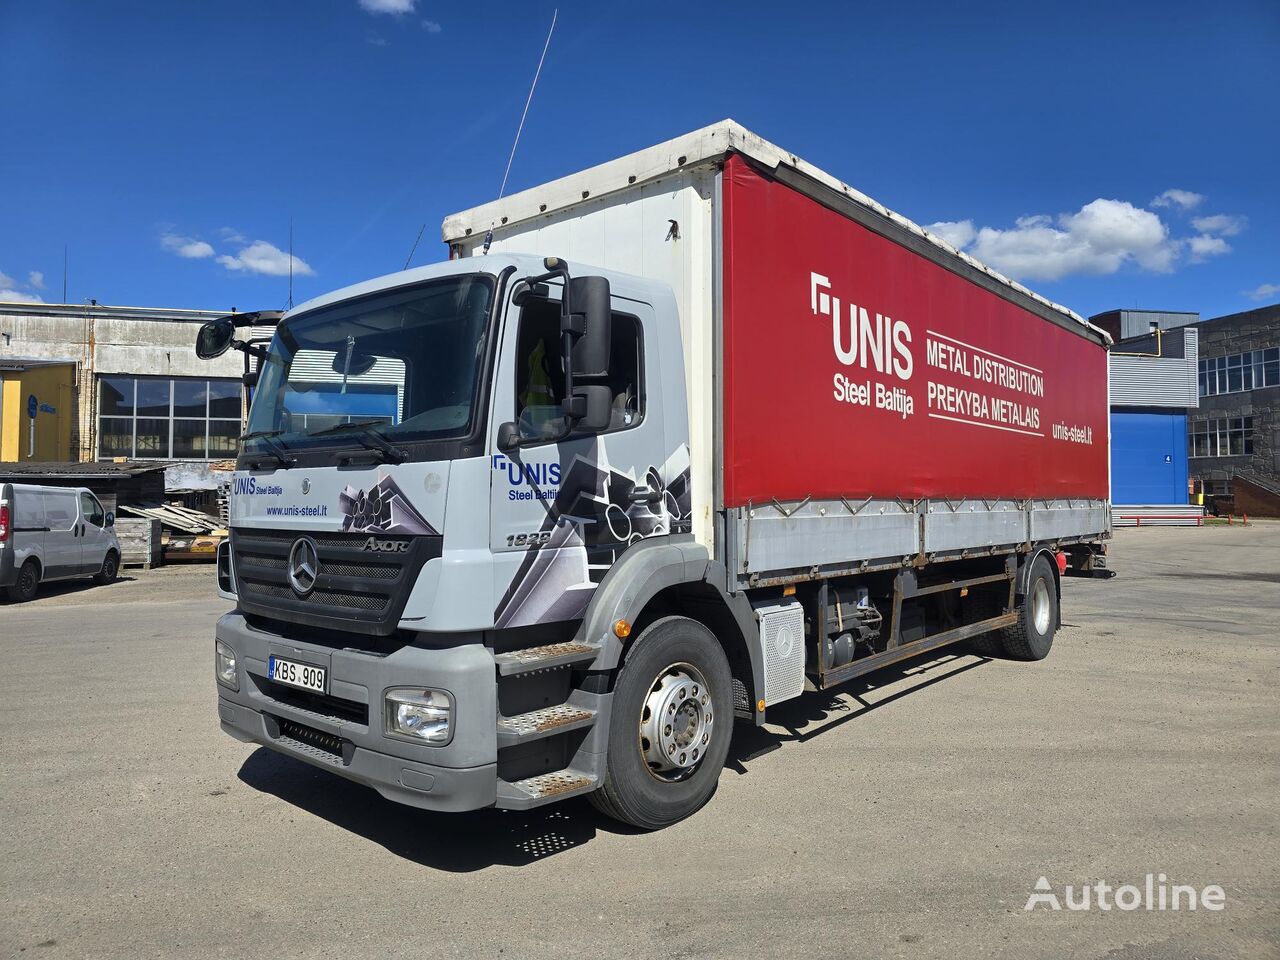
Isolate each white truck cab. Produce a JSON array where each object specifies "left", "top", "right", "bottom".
[{"left": 0, "top": 483, "right": 121, "bottom": 602}]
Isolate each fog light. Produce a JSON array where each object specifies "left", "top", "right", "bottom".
[
  {"left": 215, "top": 640, "right": 238, "bottom": 690},
  {"left": 385, "top": 689, "right": 452, "bottom": 744}
]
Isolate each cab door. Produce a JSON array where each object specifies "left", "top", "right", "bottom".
[
  {"left": 487, "top": 285, "right": 675, "bottom": 629},
  {"left": 78, "top": 491, "right": 111, "bottom": 574}
]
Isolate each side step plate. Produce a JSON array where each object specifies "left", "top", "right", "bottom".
[
  {"left": 497, "top": 769, "right": 599, "bottom": 810},
  {"left": 497, "top": 704, "right": 597, "bottom": 747},
  {"left": 494, "top": 642, "right": 600, "bottom": 676}
]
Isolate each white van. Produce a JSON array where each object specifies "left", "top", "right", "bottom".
[{"left": 0, "top": 483, "right": 121, "bottom": 602}]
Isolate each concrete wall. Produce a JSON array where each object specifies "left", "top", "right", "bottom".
[
  {"left": 1189, "top": 303, "right": 1280, "bottom": 490},
  {"left": 0, "top": 303, "right": 260, "bottom": 461}
]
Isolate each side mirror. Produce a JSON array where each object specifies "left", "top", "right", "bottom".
[
  {"left": 567, "top": 276, "right": 611, "bottom": 377},
  {"left": 242, "top": 370, "right": 259, "bottom": 388},
  {"left": 104, "top": 511, "right": 115, "bottom": 527},
  {"left": 195, "top": 316, "right": 237, "bottom": 359},
  {"left": 563, "top": 384, "right": 612, "bottom": 433},
  {"left": 496, "top": 421, "right": 522, "bottom": 452}
]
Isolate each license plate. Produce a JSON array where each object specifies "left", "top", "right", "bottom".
[{"left": 268, "top": 655, "right": 327, "bottom": 694}]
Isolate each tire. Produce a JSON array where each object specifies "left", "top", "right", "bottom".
[
  {"left": 999, "top": 555, "right": 1058, "bottom": 661},
  {"left": 589, "top": 616, "right": 734, "bottom": 830},
  {"left": 7, "top": 559, "right": 40, "bottom": 603},
  {"left": 94, "top": 551, "right": 119, "bottom": 586}
]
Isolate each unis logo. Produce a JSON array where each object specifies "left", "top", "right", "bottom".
[
  {"left": 362, "top": 537, "right": 409, "bottom": 554},
  {"left": 232, "top": 477, "right": 284, "bottom": 496},
  {"left": 491, "top": 455, "right": 561, "bottom": 486},
  {"left": 812, "top": 271, "right": 915, "bottom": 419},
  {"left": 811, "top": 272, "right": 913, "bottom": 381}
]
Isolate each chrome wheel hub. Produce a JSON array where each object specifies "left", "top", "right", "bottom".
[
  {"left": 1032, "top": 578, "right": 1051, "bottom": 634},
  {"left": 640, "top": 663, "right": 714, "bottom": 781}
]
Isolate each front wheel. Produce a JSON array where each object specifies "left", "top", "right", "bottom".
[
  {"left": 589, "top": 616, "right": 733, "bottom": 830},
  {"left": 93, "top": 551, "right": 119, "bottom": 586}
]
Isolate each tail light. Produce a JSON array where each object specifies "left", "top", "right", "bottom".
[{"left": 0, "top": 504, "right": 9, "bottom": 543}]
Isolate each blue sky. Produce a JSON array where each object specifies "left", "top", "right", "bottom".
[{"left": 2, "top": 0, "right": 1277, "bottom": 322}]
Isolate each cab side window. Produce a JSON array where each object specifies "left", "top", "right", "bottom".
[
  {"left": 80, "top": 492, "right": 105, "bottom": 527},
  {"left": 513, "top": 297, "right": 643, "bottom": 442}
]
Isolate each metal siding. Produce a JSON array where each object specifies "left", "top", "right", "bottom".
[{"left": 1109, "top": 328, "right": 1199, "bottom": 408}]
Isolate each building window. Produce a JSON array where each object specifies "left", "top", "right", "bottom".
[
  {"left": 1198, "top": 348, "right": 1279, "bottom": 397},
  {"left": 98, "top": 376, "right": 242, "bottom": 460},
  {"left": 1189, "top": 416, "right": 1254, "bottom": 458}
]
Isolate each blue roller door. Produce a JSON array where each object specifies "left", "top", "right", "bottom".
[{"left": 1110, "top": 411, "right": 1188, "bottom": 505}]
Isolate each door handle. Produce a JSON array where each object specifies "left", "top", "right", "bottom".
[{"left": 626, "top": 485, "right": 663, "bottom": 506}]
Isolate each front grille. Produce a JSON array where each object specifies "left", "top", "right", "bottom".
[
  {"left": 253, "top": 674, "right": 369, "bottom": 725},
  {"left": 247, "top": 581, "right": 390, "bottom": 612},
  {"left": 231, "top": 527, "right": 441, "bottom": 636}
]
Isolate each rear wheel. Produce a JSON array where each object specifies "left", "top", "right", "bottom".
[
  {"left": 589, "top": 616, "right": 733, "bottom": 830},
  {"left": 93, "top": 551, "right": 119, "bottom": 586},
  {"left": 7, "top": 559, "right": 40, "bottom": 603},
  {"left": 999, "top": 555, "right": 1058, "bottom": 660}
]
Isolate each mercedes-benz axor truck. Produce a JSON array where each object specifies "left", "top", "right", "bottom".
[{"left": 207, "top": 121, "right": 1111, "bottom": 829}]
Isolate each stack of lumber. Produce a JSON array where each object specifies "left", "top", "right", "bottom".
[
  {"left": 119, "top": 503, "right": 223, "bottom": 534},
  {"left": 118, "top": 503, "right": 227, "bottom": 563}
]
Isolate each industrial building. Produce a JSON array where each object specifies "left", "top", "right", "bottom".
[
  {"left": 0, "top": 300, "right": 271, "bottom": 489},
  {"left": 1186, "top": 302, "right": 1280, "bottom": 515},
  {"left": 1095, "top": 303, "right": 1280, "bottom": 519},
  {"left": 1099, "top": 310, "right": 1200, "bottom": 521}
]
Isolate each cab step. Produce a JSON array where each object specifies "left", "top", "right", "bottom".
[
  {"left": 497, "top": 704, "right": 597, "bottom": 747},
  {"left": 497, "top": 768, "right": 599, "bottom": 809},
  {"left": 493, "top": 641, "right": 601, "bottom": 676}
]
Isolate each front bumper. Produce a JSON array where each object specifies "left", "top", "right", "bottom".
[{"left": 214, "top": 612, "right": 498, "bottom": 813}]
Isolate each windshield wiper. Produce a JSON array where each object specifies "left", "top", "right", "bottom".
[
  {"left": 239, "top": 429, "right": 297, "bottom": 469},
  {"left": 307, "top": 420, "right": 408, "bottom": 464}
]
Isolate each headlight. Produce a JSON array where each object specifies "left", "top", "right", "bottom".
[
  {"left": 385, "top": 689, "right": 452, "bottom": 744},
  {"left": 215, "top": 640, "right": 238, "bottom": 689}
]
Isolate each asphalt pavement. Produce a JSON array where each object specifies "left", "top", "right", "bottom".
[{"left": 2, "top": 525, "right": 1277, "bottom": 959}]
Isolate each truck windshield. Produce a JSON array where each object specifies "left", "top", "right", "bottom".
[{"left": 243, "top": 274, "right": 494, "bottom": 458}]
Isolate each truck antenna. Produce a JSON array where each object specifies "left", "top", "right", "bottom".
[
  {"left": 286, "top": 217, "right": 294, "bottom": 311},
  {"left": 483, "top": 7, "right": 557, "bottom": 255}
]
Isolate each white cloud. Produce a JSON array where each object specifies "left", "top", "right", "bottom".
[
  {"left": 1245, "top": 283, "right": 1280, "bottom": 302},
  {"left": 218, "top": 227, "right": 247, "bottom": 244},
  {"left": 945, "top": 199, "right": 1176, "bottom": 282},
  {"left": 925, "top": 219, "right": 975, "bottom": 250},
  {"left": 0, "top": 268, "right": 46, "bottom": 302},
  {"left": 161, "top": 233, "right": 215, "bottom": 259},
  {"left": 1188, "top": 234, "right": 1231, "bottom": 262},
  {"left": 422, "top": 19, "right": 442, "bottom": 33},
  {"left": 216, "top": 240, "right": 314, "bottom": 277},
  {"left": 1151, "top": 189, "right": 1204, "bottom": 210},
  {"left": 358, "top": 0, "right": 414, "bottom": 13},
  {"left": 933, "top": 192, "right": 1249, "bottom": 282},
  {"left": 1191, "top": 214, "right": 1246, "bottom": 236}
]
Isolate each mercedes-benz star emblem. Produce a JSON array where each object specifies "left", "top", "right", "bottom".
[{"left": 287, "top": 537, "right": 319, "bottom": 597}]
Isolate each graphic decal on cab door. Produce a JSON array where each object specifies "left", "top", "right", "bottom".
[
  {"left": 493, "top": 444, "right": 692, "bottom": 628},
  {"left": 339, "top": 474, "right": 439, "bottom": 536}
]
